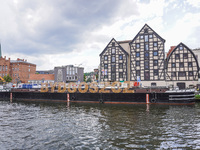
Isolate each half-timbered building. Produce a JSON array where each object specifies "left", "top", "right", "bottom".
[
  {"left": 99, "top": 38, "right": 129, "bottom": 82},
  {"left": 129, "top": 24, "right": 166, "bottom": 86},
  {"left": 166, "top": 43, "right": 199, "bottom": 89}
]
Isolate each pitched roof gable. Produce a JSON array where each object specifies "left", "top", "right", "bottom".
[
  {"left": 99, "top": 38, "right": 129, "bottom": 56},
  {"left": 130, "top": 24, "right": 165, "bottom": 44}
]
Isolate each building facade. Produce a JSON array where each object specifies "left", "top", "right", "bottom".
[
  {"left": 99, "top": 38, "right": 129, "bottom": 82},
  {"left": 54, "top": 65, "right": 84, "bottom": 83},
  {"left": 99, "top": 24, "right": 200, "bottom": 88},
  {"left": 0, "top": 57, "right": 36, "bottom": 83},
  {"left": 28, "top": 74, "right": 54, "bottom": 84},
  {"left": 166, "top": 43, "right": 199, "bottom": 89},
  {"left": 129, "top": 24, "right": 166, "bottom": 86}
]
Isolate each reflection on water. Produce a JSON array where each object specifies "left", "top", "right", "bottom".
[{"left": 0, "top": 100, "right": 200, "bottom": 149}]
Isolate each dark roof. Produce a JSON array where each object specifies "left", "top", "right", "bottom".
[
  {"left": 166, "top": 42, "right": 199, "bottom": 70},
  {"left": 99, "top": 38, "right": 129, "bottom": 56},
  {"left": 130, "top": 24, "right": 166, "bottom": 44}
]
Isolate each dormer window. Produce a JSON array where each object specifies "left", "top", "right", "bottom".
[{"left": 144, "top": 28, "right": 148, "bottom": 33}]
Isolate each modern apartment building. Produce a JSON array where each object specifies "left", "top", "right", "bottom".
[{"left": 54, "top": 65, "right": 84, "bottom": 83}]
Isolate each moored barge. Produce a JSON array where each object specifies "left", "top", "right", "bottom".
[{"left": 7, "top": 85, "right": 195, "bottom": 105}]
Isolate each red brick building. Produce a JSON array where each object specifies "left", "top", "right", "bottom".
[{"left": 0, "top": 56, "right": 36, "bottom": 83}]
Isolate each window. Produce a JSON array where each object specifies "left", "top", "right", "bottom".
[
  {"left": 145, "top": 52, "right": 149, "bottom": 59},
  {"left": 145, "top": 61, "right": 149, "bottom": 69},
  {"left": 111, "top": 64, "right": 115, "bottom": 72},
  {"left": 172, "top": 63, "right": 176, "bottom": 68},
  {"left": 153, "top": 51, "right": 158, "bottom": 56},
  {"left": 3, "top": 65, "right": 4, "bottom": 71},
  {"left": 149, "top": 34, "right": 153, "bottom": 38},
  {"left": 112, "top": 42, "right": 115, "bottom": 47},
  {"left": 175, "top": 54, "right": 180, "bottom": 59},
  {"left": 136, "top": 61, "right": 140, "bottom": 66},
  {"left": 145, "top": 35, "right": 148, "bottom": 42},
  {"left": 180, "top": 62, "right": 184, "bottom": 68},
  {"left": 136, "top": 43, "right": 140, "bottom": 48},
  {"left": 183, "top": 53, "right": 188, "bottom": 59},
  {"left": 112, "top": 48, "right": 115, "bottom": 54},
  {"left": 119, "top": 63, "right": 123, "bottom": 69},
  {"left": 145, "top": 44, "right": 149, "bottom": 51},
  {"left": 136, "top": 70, "right": 140, "bottom": 76},
  {"left": 140, "top": 35, "right": 143, "bottom": 39},
  {"left": 154, "top": 60, "right": 158, "bottom": 66},
  {"left": 189, "top": 71, "right": 193, "bottom": 76},
  {"left": 104, "top": 75, "right": 108, "bottom": 78},
  {"left": 180, "top": 46, "right": 183, "bottom": 50},
  {"left": 136, "top": 52, "right": 140, "bottom": 57},
  {"left": 154, "top": 70, "right": 158, "bottom": 76},
  {"left": 6, "top": 66, "right": 7, "bottom": 71},
  {"left": 111, "top": 74, "right": 115, "bottom": 81},
  {"left": 171, "top": 72, "right": 176, "bottom": 77},
  {"left": 178, "top": 72, "right": 186, "bottom": 77},
  {"left": 153, "top": 42, "right": 157, "bottom": 47},
  {"left": 0, "top": 66, "right": 1, "bottom": 71},
  {"left": 119, "top": 55, "right": 123, "bottom": 60},
  {"left": 188, "top": 62, "right": 192, "bottom": 67},
  {"left": 151, "top": 83, "right": 156, "bottom": 86},
  {"left": 104, "top": 55, "right": 108, "bottom": 61},
  {"left": 144, "top": 71, "right": 150, "bottom": 80},
  {"left": 112, "top": 56, "right": 115, "bottom": 62},
  {"left": 144, "top": 28, "right": 148, "bottom": 33},
  {"left": 104, "top": 64, "right": 108, "bottom": 69},
  {"left": 119, "top": 72, "right": 123, "bottom": 78}
]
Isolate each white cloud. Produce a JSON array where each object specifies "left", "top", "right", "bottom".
[
  {"left": 186, "top": 0, "right": 200, "bottom": 8},
  {"left": 0, "top": 0, "right": 200, "bottom": 73}
]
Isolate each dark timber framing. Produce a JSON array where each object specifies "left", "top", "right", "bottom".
[
  {"left": 129, "top": 24, "right": 166, "bottom": 81},
  {"left": 99, "top": 38, "right": 128, "bottom": 82},
  {"left": 166, "top": 43, "right": 199, "bottom": 81}
]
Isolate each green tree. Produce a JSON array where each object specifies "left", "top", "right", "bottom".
[
  {"left": 95, "top": 74, "right": 98, "bottom": 81},
  {"left": 84, "top": 74, "right": 86, "bottom": 82},
  {"left": 86, "top": 78, "right": 91, "bottom": 83},
  {"left": 3, "top": 75, "right": 12, "bottom": 82}
]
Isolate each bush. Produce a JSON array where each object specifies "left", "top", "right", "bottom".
[{"left": 195, "top": 94, "right": 200, "bottom": 99}]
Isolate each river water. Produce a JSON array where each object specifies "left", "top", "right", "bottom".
[{"left": 0, "top": 100, "right": 200, "bottom": 149}]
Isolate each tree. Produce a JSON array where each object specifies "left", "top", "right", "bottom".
[
  {"left": 86, "top": 78, "right": 91, "bottom": 83},
  {"left": 3, "top": 75, "right": 12, "bottom": 82},
  {"left": 84, "top": 74, "right": 86, "bottom": 82},
  {"left": 96, "top": 74, "right": 98, "bottom": 81}
]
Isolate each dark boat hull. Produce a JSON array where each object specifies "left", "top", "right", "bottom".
[{"left": 8, "top": 91, "right": 195, "bottom": 105}]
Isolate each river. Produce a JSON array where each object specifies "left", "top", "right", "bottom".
[{"left": 0, "top": 100, "right": 200, "bottom": 149}]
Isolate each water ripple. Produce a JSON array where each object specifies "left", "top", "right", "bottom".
[{"left": 0, "top": 101, "right": 200, "bottom": 149}]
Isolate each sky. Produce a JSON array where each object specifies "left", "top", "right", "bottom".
[{"left": 0, "top": 0, "right": 200, "bottom": 72}]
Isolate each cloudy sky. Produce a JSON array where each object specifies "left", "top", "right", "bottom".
[{"left": 0, "top": 0, "right": 200, "bottom": 72}]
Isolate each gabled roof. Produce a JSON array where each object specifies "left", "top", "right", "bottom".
[
  {"left": 130, "top": 24, "right": 166, "bottom": 44},
  {"left": 166, "top": 42, "right": 199, "bottom": 70},
  {"left": 167, "top": 46, "right": 176, "bottom": 58},
  {"left": 99, "top": 38, "right": 129, "bottom": 56}
]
